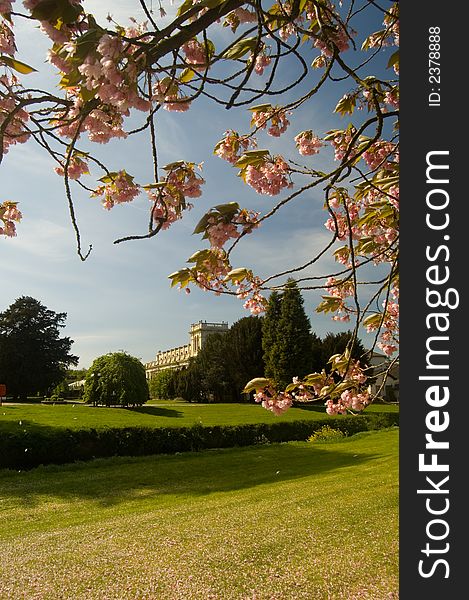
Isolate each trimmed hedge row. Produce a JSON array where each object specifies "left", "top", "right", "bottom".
[{"left": 0, "top": 412, "right": 399, "bottom": 470}]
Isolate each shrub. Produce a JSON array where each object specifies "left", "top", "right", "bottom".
[
  {"left": 308, "top": 425, "right": 345, "bottom": 443},
  {"left": 0, "top": 411, "right": 399, "bottom": 470}
]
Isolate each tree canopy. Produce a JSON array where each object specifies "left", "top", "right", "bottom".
[
  {"left": 83, "top": 351, "right": 149, "bottom": 407},
  {"left": 0, "top": 296, "right": 78, "bottom": 399},
  {"left": 263, "top": 280, "right": 312, "bottom": 389},
  {"left": 1, "top": 0, "right": 399, "bottom": 415}
]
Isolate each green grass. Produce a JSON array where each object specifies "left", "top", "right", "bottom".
[
  {"left": 0, "top": 428, "right": 398, "bottom": 599},
  {"left": 0, "top": 400, "right": 398, "bottom": 434}
]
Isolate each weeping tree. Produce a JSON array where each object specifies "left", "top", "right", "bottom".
[
  {"left": 1, "top": 0, "right": 399, "bottom": 416},
  {"left": 84, "top": 351, "right": 149, "bottom": 407}
]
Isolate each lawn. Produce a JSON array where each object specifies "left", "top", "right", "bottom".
[
  {"left": 0, "top": 400, "right": 399, "bottom": 434},
  {"left": 0, "top": 428, "right": 398, "bottom": 599}
]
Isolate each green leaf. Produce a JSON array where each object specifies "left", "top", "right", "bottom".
[
  {"left": 248, "top": 103, "right": 272, "bottom": 113},
  {"left": 59, "top": 70, "right": 82, "bottom": 88},
  {"left": 177, "top": 0, "right": 225, "bottom": 17},
  {"left": 234, "top": 149, "right": 270, "bottom": 168},
  {"left": 162, "top": 161, "right": 186, "bottom": 171},
  {"left": 224, "top": 267, "right": 250, "bottom": 283},
  {"left": 80, "top": 86, "right": 97, "bottom": 102},
  {"left": 31, "top": 0, "right": 83, "bottom": 24},
  {"left": 363, "top": 313, "right": 382, "bottom": 329},
  {"left": 356, "top": 239, "right": 377, "bottom": 255},
  {"left": 0, "top": 56, "right": 37, "bottom": 74},
  {"left": 334, "top": 94, "right": 356, "bottom": 116},
  {"left": 242, "top": 377, "right": 271, "bottom": 394},
  {"left": 222, "top": 37, "right": 258, "bottom": 60},
  {"left": 74, "top": 29, "right": 102, "bottom": 60},
  {"left": 98, "top": 172, "right": 119, "bottom": 184},
  {"left": 179, "top": 68, "right": 196, "bottom": 83},
  {"left": 176, "top": 0, "right": 195, "bottom": 16},
  {"left": 387, "top": 50, "right": 399, "bottom": 70},
  {"left": 192, "top": 214, "right": 210, "bottom": 235},
  {"left": 142, "top": 182, "right": 166, "bottom": 190},
  {"left": 316, "top": 296, "right": 343, "bottom": 314},
  {"left": 187, "top": 249, "right": 211, "bottom": 263},
  {"left": 213, "top": 202, "right": 239, "bottom": 215},
  {"left": 168, "top": 268, "right": 192, "bottom": 288},
  {"left": 304, "top": 373, "right": 324, "bottom": 384}
]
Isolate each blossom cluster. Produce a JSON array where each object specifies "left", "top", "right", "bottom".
[
  {"left": 253, "top": 52, "right": 271, "bottom": 75},
  {"left": 0, "top": 201, "right": 21, "bottom": 237},
  {"left": 91, "top": 170, "right": 140, "bottom": 210},
  {"left": 251, "top": 106, "right": 290, "bottom": 137},
  {"left": 235, "top": 276, "right": 267, "bottom": 315},
  {"left": 214, "top": 130, "right": 253, "bottom": 164},
  {"left": 192, "top": 249, "right": 231, "bottom": 295},
  {"left": 0, "top": 19, "right": 14, "bottom": 54},
  {"left": 252, "top": 356, "right": 370, "bottom": 415},
  {"left": 181, "top": 39, "right": 208, "bottom": 71},
  {"left": 244, "top": 156, "right": 292, "bottom": 196},
  {"left": 0, "top": 86, "right": 30, "bottom": 155},
  {"left": 254, "top": 384, "right": 293, "bottom": 416},
  {"left": 149, "top": 162, "right": 205, "bottom": 229},
  {"left": 205, "top": 208, "right": 259, "bottom": 249},
  {"left": 54, "top": 154, "right": 89, "bottom": 180},
  {"left": 325, "top": 389, "right": 370, "bottom": 415},
  {"left": 294, "top": 130, "right": 323, "bottom": 156},
  {"left": 365, "top": 285, "right": 399, "bottom": 356},
  {"left": 153, "top": 79, "right": 191, "bottom": 112}
]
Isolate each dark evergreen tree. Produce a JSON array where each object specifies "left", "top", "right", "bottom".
[
  {"left": 225, "top": 316, "right": 264, "bottom": 400},
  {"left": 262, "top": 291, "right": 282, "bottom": 381},
  {"left": 0, "top": 296, "right": 78, "bottom": 399},
  {"left": 310, "top": 331, "right": 324, "bottom": 373},
  {"left": 274, "top": 279, "right": 312, "bottom": 388},
  {"left": 176, "top": 360, "right": 204, "bottom": 402},
  {"left": 194, "top": 332, "right": 233, "bottom": 402}
]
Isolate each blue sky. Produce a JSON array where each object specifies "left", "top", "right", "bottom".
[{"left": 1, "top": 1, "right": 393, "bottom": 368}]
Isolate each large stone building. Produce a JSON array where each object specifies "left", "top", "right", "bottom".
[{"left": 145, "top": 320, "right": 229, "bottom": 379}]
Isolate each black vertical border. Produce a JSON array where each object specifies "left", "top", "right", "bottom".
[{"left": 400, "top": 2, "right": 465, "bottom": 597}]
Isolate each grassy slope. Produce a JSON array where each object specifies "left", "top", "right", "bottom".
[
  {"left": 0, "top": 428, "right": 398, "bottom": 599},
  {"left": 0, "top": 401, "right": 399, "bottom": 433}
]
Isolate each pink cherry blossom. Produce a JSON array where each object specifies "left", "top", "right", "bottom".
[
  {"left": 0, "top": 201, "right": 22, "bottom": 237},
  {"left": 0, "top": 93, "right": 30, "bottom": 154},
  {"left": 214, "top": 130, "right": 252, "bottom": 164},
  {"left": 328, "top": 128, "right": 358, "bottom": 162},
  {"left": 0, "top": 1, "right": 13, "bottom": 15},
  {"left": 254, "top": 386, "right": 293, "bottom": 415},
  {"left": 91, "top": 170, "right": 140, "bottom": 210},
  {"left": 54, "top": 155, "right": 89, "bottom": 180},
  {"left": 232, "top": 8, "right": 257, "bottom": 23},
  {"left": 362, "top": 140, "right": 397, "bottom": 171},
  {"left": 294, "top": 131, "right": 323, "bottom": 156},
  {"left": 244, "top": 156, "right": 291, "bottom": 196},
  {"left": 251, "top": 107, "right": 290, "bottom": 137},
  {"left": 0, "top": 21, "right": 15, "bottom": 55},
  {"left": 181, "top": 39, "right": 208, "bottom": 71},
  {"left": 254, "top": 53, "right": 271, "bottom": 75},
  {"left": 314, "top": 25, "right": 351, "bottom": 57}
]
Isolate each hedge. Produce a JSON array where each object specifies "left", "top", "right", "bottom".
[{"left": 0, "top": 412, "right": 399, "bottom": 470}]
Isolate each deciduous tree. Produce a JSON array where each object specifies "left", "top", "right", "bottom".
[
  {"left": 1, "top": 0, "right": 399, "bottom": 414},
  {"left": 84, "top": 351, "right": 148, "bottom": 407},
  {"left": 0, "top": 296, "right": 78, "bottom": 399}
]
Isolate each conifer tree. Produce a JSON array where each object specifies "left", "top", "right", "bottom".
[
  {"left": 262, "top": 291, "right": 282, "bottom": 382},
  {"left": 275, "top": 280, "right": 312, "bottom": 388},
  {"left": 262, "top": 281, "right": 312, "bottom": 389}
]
